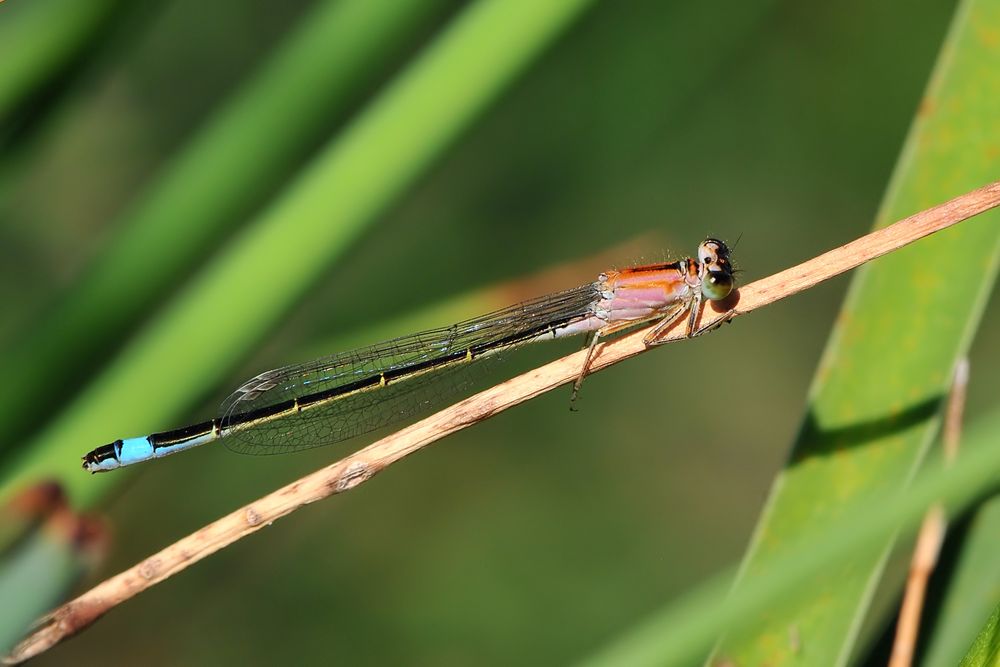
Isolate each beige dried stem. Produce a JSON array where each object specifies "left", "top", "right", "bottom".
[
  {"left": 888, "top": 358, "right": 970, "bottom": 667},
  {"left": 7, "top": 180, "right": 1000, "bottom": 664}
]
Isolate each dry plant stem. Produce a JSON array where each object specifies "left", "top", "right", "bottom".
[
  {"left": 941, "top": 358, "right": 969, "bottom": 465},
  {"left": 7, "top": 181, "right": 1000, "bottom": 664},
  {"left": 888, "top": 358, "right": 970, "bottom": 667}
]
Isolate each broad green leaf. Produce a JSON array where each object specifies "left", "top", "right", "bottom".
[
  {"left": 715, "top": 0, "right": 1000, "bottom": 663},
  {"left": 581, "top": 410, "right": 1000, "bottom": 667},
  {"left": 922, "top": 497, "right": 1000, "bottom": 667},
  {"left": 958, "top": 601, "right": 1000, "bottom": 667}
]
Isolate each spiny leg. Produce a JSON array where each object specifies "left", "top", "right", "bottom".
[
  {"left": 643, "top": 297, "right": 695, "bottom": 347},
  {"left": 685, "top": 290, "right": 703, "bottom": 336},
  {"left": 570, "top": 320, "right": 637, "bottom": 405},
  {"left": 646, "top": 293, "right": 735, "bottom": 344}
]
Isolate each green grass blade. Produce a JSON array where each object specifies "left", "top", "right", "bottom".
[
  {"left": 713, "top": 0, "right": 1000, "bottom": 663},
  {"left": 0, "top": 0, "right": 597, "bottom": 508},
  {"left": 0, "top": 532, "right": 82, "bottom": 654},
  {"left": 0, "top": 492, "right": 104, "bottom": 656},
  {"left": 921, "top": 497, "right": 1000, "bottom": 667},
  {"left": 0, "top": 0, "right": 453, "bottom": 450},
  {"left": 958, "top": 601, "right": 1000, "bottom": 667},
  {"left": 580, "top": 410, "right": 1000, "bottom": 667},
  {"left": 0, "top": 0, "right": 122, "bottom": 125}
]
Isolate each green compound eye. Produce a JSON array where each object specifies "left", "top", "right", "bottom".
[{"left": 702, "top": 270, "right": 734, "bottom": 301}]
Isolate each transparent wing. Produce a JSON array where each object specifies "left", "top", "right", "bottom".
[{"left": 218, "top": 282, "right": 601, "bottom": 455}]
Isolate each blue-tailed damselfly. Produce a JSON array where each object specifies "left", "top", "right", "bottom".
[{"left": 82, "top": 239, "right": 735, "bottom": 472}]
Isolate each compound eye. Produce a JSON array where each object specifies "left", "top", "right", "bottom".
[{"left": 702, "top": 270, "right": 734, "bottom": 301}]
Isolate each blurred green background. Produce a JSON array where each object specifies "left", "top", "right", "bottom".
[{"left": 1, "top": 0, "right": 997, "bottom": 664}]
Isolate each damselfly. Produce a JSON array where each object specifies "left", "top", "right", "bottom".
[{"left": 82, "top": 239, "right": 736, "bottom": 473}]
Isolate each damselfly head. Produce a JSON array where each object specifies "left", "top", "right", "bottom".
[
  {"left": 697, "top": 238, "right": 731, "bottom": 265},
  {"left": 697, "top": 238, "right": 735, "bottom": 301}
]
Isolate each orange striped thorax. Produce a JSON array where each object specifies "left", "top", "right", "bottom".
[{"left": 592, "top": 238, "right": 734, "bottom": 326}]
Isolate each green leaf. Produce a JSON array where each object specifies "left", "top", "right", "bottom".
[
  {"left": 0, "top": 0, "right": 453, "bottom": 451},
  {"left": 0, "top": 0, "right": 122, "bottom": 125},
  {"left": 0, "top": 531, "right": 81, "bottom": 655},
  {"left": 0, "top": 489, "right": 103, "bottom": 656},
  {"left": 581, "top": 410, "right": 1000, "bottom": 667},
  {"left": 922, "top": 497, "right": 1000, "bottom": 667},
  {"left": 713, "top": 0, "right": 1000, "bottom": 663},
  {"left": 958, "top": 601, "right": 1000, "bottom": 667},
  {"left": 0, "top": 0, "right": 598, "bottom": 509}
]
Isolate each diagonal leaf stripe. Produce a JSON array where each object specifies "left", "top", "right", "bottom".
[
  {"left": 0, "top": 0, "right": 597, "bottom": 508},
  {"left": 714, "top": 0, "right": 1000, "bottom": 663}
]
